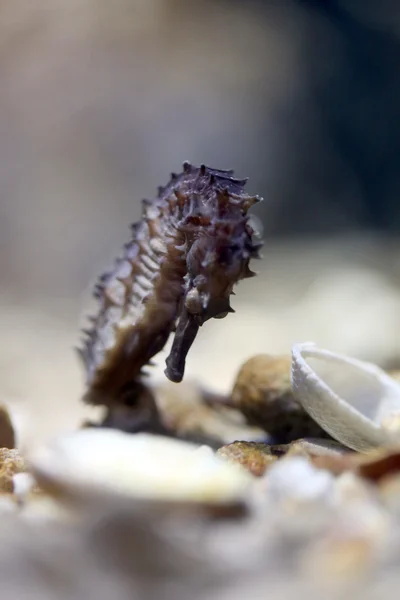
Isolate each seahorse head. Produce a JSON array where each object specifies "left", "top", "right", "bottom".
[{"left": 164, "top": 166, "right": 263, "bottom": 382}]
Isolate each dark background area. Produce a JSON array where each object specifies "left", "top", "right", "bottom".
[{"left": 278, "top": 0, "right": 400, "bottom": 234}]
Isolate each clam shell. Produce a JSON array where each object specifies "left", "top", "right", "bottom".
[
  {"left": 291, "top": 342, "right": 400, "bottom": 451},
  {"left": 29, "top": 429, "right": 253, "bottom": 507}
]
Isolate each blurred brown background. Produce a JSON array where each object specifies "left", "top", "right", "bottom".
[{"left": 2, "top": 0, "right": 400, "bottom": 444}]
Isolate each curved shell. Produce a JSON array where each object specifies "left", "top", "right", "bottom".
[
  {"left": 291, "top": 342, "right": 400, "bottom": 451},
  {"left": 29, "top": 429, "right": 253, "bottom": 507}
]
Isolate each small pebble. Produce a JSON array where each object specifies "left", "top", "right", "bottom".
[
  {"left": 231, "top": 354, "right": 330, "bottom": 442},
  {"left": 217, "top": 441, "right": 278, "bottom": 477}
]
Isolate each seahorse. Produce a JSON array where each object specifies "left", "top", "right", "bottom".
[{"left": 78, "top": 162, "right": 262, "bottom": 409}]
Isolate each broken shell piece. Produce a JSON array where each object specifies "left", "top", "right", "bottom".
[
  {"left": 217, "top": 442, "right": 278, "bottom": 477},
  {"left": 291, "top": 342, "right": 400, "bottom": 451},
  {"left": 231, "top": 354, "right": 330, "bottom": 443},
  {"left": 30, "top": 429, "right": 253, "bottom": 507}
]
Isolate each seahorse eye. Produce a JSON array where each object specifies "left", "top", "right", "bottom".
[
  {"left": 184, "top": 288, "right": 203, "bottom": 315},
  {"left": 219, "top": 244, "right": 240, "bottom": 265}
]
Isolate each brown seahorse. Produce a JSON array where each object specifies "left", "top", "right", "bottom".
[{"left": 78, "top": 162, "right": 263, "bottom": 411}]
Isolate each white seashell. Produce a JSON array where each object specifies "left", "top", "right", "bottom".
[
  {"left": 291, "top": 342, "right": 400, "bottom": 451},
  {"left": 264, "top": 456, "right": 335, "bottom": 504},
  {"left": 29, "top": 429, "right": 253, "bottom": 507}
]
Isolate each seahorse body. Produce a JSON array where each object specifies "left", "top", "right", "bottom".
[{"left": 78, "top": 162, "right": 262, "bottom": 407}]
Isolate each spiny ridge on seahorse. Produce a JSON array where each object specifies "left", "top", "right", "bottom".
[{"left": 77, "top": 161, "right": 263, "bottom": 407}]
